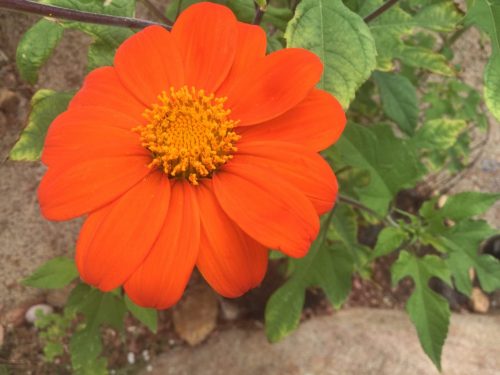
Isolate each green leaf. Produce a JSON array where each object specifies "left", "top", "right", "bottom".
[
  {"left": 265, "top": 278, "right": 305, "bottom": 342},
  {"left": 464, "top": 0, "right": 500, "bottom": 120},
  {"left": 484, "top": 52, "right": 500, "bottom": 120},
  {"left": 285, "top": 0, "right": 377, "bottom": 107},
  {"left": 411, "top": 2, "right": 462, "bottom": 32},
  {"left": 372, "top": 226, "right": 408, "bottom": 258},
  {"left": 397, "top": 46, "right": 455, "bottom": 76},
  {"left": 411, "top": 118, "right": 467, "bottom": 151},
  {"left": 309, "top": 243, "right": 354, "bottom": 308},
  {"left": 439, "top": 192, "right": 500, "bottom": 221},
  {"left": 22, "top": 257, "right": 78, "bottom": 289},
  {"left": 16, "top": 19, "right": 64, "bottom": 84},
  {"left": 124, "top": 295, "right": 158, "bottom": 333},
  {"left": 333, "top": 123, "right": 422, "bottom": 214},
  {"left": 265, "top": 211, "right": 353, "bottom": 341},
  {"left": 373, "top": 71, "right": 419, "bottom": 135},
  {"left": 70, "top": 329, "right": 108, "bottom": 375},
  {"left": 67, "top": 284, "right": 127, "bottom": 332},
  {"left": 9, "top": 90, "right": 72, "bottom": 161},
  {"left": 392, "top": 251, "right": 451, "bottom": 370}
]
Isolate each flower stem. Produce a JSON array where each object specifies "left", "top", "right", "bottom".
[
  {"left": 139, "top": 0, "right": 173, "bottom": 26},
  {"left": 253, "top": 0, "right": 268, "bottom": 25},
  {"left": 363, "top": 0, "right": 399, "bottom": 23},
  {"left": 0, "top": 0, "right": 171, "bottom": 29},
  {"left": 338, "top": 194, "right": 398, "bottom": 227}
]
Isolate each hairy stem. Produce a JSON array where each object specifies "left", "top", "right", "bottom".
[
  {"left": 0, "top": 0, "right": 171, "bottom": 29},
  {"left": 363, "top": 0, "right": 399, "bottom": 23},
  {"left": 253, "top": 0, "right": 268, "bottom": 25}
]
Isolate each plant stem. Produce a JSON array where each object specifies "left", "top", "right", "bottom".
[
  {"left": 253, "top": 0, "right": 268, "bottom": 25},
  {"left": 363, "top": 0, "right": 399, "bottom": 23},
  {"left": 139, "top": 0, "right": 173, "bottom": 26},
  {"left": 338, "top": 194, "right": 398, "bottom": 227},
  {"left": 0, "top": 0, "right": 171, "bottom": 29}
]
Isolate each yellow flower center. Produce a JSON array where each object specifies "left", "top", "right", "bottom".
[{"left": 134, "top": 86, "right": 240, "bottom": 185}]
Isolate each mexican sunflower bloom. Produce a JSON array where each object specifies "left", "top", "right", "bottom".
[{"left": 38, "top": 2, "right": 346, "bottom": 309}]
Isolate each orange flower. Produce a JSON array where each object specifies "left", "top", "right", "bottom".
[{"left": 38, "top": 2, "right": 346, "bottom": 308}]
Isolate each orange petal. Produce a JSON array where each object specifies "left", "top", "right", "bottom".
[
  {"left": 38, "top": 156, "right": 151, "bottom": 221},
  {"left": 196, "top": 181, "right": 268, "bottom": 298},
  {"left": 76, "top": 172, "right": 170, "bottom": 291},
  {"left": 216, "top": 22, "right": 267, "bottom": 95},
  {"left": 172, "top": 2, "right": 237, "bottom": 92},
  {"left": 114, "top": 26, "right": 184, "bottom": 107},
  {"left": 124, "top": 181, "right": 200, "bottom": 309},
  {"left": 213, "top": 162, "right": 319, "bottom": 258},
  {"left": 69, "top": 67, "right": 145, "bottom": 122},
  {"left": 238, "top": 89, "right": 346, "bottom": 151},
  {"left": 42, "top": 108, "right": 146, "bottom": 168},
  {"left": 236, "top": 141, "right": 338, "bottom": 215},
  {"left": 226, "top": 48, "right": 323, "bottom": 126}
]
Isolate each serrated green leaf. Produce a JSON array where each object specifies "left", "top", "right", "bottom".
[
  {"left": 392, "top": 251, "right": 451, "bottom": 370},
  {"left": 372, "top": 226, "right": 408, "bottom": 258},
  {"left": 397, "top": 46, "right": 455, "bottom": 76},
  {"left": 285, "top": 0, "right": 377, "bottom": 107},
  {"left": 373, "top": 71, "right": 419, "bottom": 135},
  {"left": 23, "top": 257, "right": 78, "bottom": 289},
  {"left": 70, "top": 329, "right": 108, "bottom": 375},
  {"left": 124, "top": 295, "right": 158, "bottom": 333},
  {"left": 9, "top": 90, "right": 72, "bottom": 161},
  {"left": 16, "top": 19, "right": 64, "bottom": 84},
  {"left": 440, "top": 192, "right": 500, "bottom": 221},
  {"left": 333, "top": 123, "right": 422, "bottom": 214}
]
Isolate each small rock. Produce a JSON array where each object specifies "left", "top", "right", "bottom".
[
  {"left": 0, "top": 88, "right": 20, "bottom": 114},
  {"left": 0, "top": 49, "right": 8, "bottom": 66},
  {"left": 470, "top": 287, "right": 490, "bottom": 313},
  {"left": 437, "top": 195, "right": 448, "bottom": 208},
  {"left": 127, "top": 352, "right": 136, "bottom": 365},
  {"left": 172, "top": 282, "right": 218, "bottom": 346},
  {"left": 219, "top": 299, "right": 241, "bottom": 321},
  {"left": 25, "top": 304, "right": 53, "bottom": 324}
]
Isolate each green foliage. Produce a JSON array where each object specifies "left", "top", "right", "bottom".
[
  {"left": 332, "top": 123, "right": 422, "bottom": 214},
  {"left": 392, "top": 251, "right": 451, "bottom": 370},
  {"left": 16, "top": 19, "right": 64, "bottom": 84},
  {"left": 285, "top": 0, "right": 377, "bottom": 107},
  {"left": 22, "top": 257, "right": 78, "bottom": 289},
  {"left": 265, "top": 208, "right": 355, "bottom": 342},
  {"left": 465, "top": 0, "right": 500, "bottom": 120},
  {"left": 373, "top": 71, "right": 419, "bottom": 135},
  {"left": 9, "top": 90, "right": 72, "bottom": 161},
  {"left": 12, "top": 0, "right": 500, "bottom": 372}
]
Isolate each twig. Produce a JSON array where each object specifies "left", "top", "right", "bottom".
[
  {"left": 0, "top": 0, "right": 171, "bottom": 29},
  {"left": 175, "top": 0, "right": 183, "bottom": 20},
  {"left": 139, "top": 0, "right": 173, "bottom": 25},
  {"left": 364, "top": 0, "right": 399, "bottom": 23}
]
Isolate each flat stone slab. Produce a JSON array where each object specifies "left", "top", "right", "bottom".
[{"left": 146, "top": 308, "right": 500, "bottom": 375}]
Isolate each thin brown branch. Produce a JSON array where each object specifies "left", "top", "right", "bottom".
[
  {"left": 0, "top": 0, "right": 171, "bottom": 29},
  {"left": 253, "top": 0, "right": 268, "bottom": 25},
  {"left": 364, "top": 0, "right": 399, "bottom": 23}
]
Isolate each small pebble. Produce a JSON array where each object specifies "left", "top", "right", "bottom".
[
  {"left": 25, "top": 304, "right": 53, "bottom": 324},
  {"left": 142, "top": 349, "right": 150, "bottom": 362},
  {"left": 146, "top": 365, "right": 153, "bottom": 372},
  {"left": 127, "top": 352, "right": 135, "bottom": 365}
]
